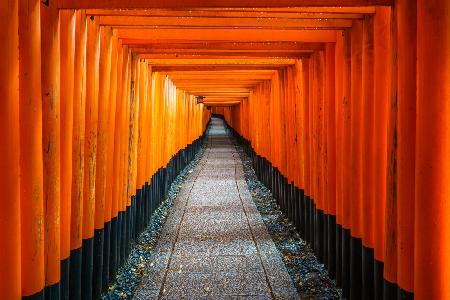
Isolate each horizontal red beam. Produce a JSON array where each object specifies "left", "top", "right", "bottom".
[
  {"left": 123, "top": 41, "right": 325, "bottom": 51},
  {"left": 118, "top": 28, "right": 337, "bottom": 42},
  {"left": 87, "top": 9, "right": 367, "bottom": 19},
  {"left": 99, "top": 16, "right": 353, "bottom": 29},
  {"left": 59, "top": 0, "right": 393, "bottom": 9},
  {"left": 153, "top": 66, "right": 285, "bottom": 71},
  {"left": 138, "top": 53, "right": 311, "bottom": 59}
]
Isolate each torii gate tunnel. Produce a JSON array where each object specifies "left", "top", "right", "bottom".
[{"left": 0, "top": 0, "right": 449, "bottom": 299}]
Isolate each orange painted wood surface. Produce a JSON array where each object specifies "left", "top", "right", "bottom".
[
  {"left": 0, "top": 1, "right": 21, "bottom": 298},
  {"left": 41, "top": 0, "right": 61, "bottom": 286},
  {"left": 19, "top": 0, "right": 45, "bottom": 295},
  {"left": 58, "top": 0, "right": 394, "bottom": 9},
  {"left": 415, "top": 0, "right": 450, "bottom": 298},
  {"left": 83, "top": 16, "right": 100, "bottom": 240},
  {"left": 396, "top": 0, "right": 416, "bottom": 293},
  {"left": 350, "top": 20, "right": 363, "bottom": 239},
  {"left": 105, "top": 29, "right": 119, "bottom": 223},
  {"left": 94, "top": 25, "right": 112, "bottom": 230},
  {"left": 71, "top": 9, "right": 87, "bottom": 251},
  {"left": 3, "top": 2, "right": 449, "bottom": 298},
  {"left": 384, "top": 0, "right": 398, "bottom": 284},
  {"left": 60, "top": 9, "right": 76, "bottom": 261},
  {"left": 361, "top": 15, "right": 375, "bottom": 249},
  {"left": 325, "top": 43, "right": 336, "bottom": 216},
  {"left": 372, "top": 6, "right": 390, "bottom": 264}
]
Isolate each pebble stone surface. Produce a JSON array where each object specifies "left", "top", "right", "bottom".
[{"left": 134, "top": 118, "right": 298, "bottom": 299}]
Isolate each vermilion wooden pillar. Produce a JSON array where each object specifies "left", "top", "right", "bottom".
[
  {"left": 302, "top": 59, "right": 311, "bottom": 244},
  {"left": 384, "top": 1, "right": 399, "bottom": 296},
  {"left": 340, "top": 28, "right": 352, "bottom": 299},
  {"left": 350, "top": 20, "right": 363, "bottom": 300},
  {"left": 137, "top": 59, "right": 149, "bottom": 193},
  {"left": 308, "top": 55, "right": 316, "bottom": 249},
  {"left": 372, "top": 7, "right": 390, "bottom": 300},
  {"left": 0, "top": 1, "right": 21, "bottom": 299},
  {"left": 119, "top": 48, "right": 131, "bottom": 267},
  {"left": 110, "top": 42, "right": 125, "bottom": 281},
  {"left": 315, "top": 51, "right": 326, "bottom": 262},
  {"left": 146, "top": 66, "right": 155, "bottom": 192},
  {"left": 396, "top": 0, "right": 416, "bottom": 297},
  {"left": 136, "top": 58, "right": 148, "bottom": 247},
  {"left": 294, "top": 60, "right": 305, "bottom": 236},
  {"left": 70, "top": 10, "right": 87, "bottom": 300},
  {"left": 385, "top": 1, "right": 417, "bottom": 298},
  {"left": 18, "top": 0, "right": 45, "bottom": 297},
  {"left": 41, "top": 0, "right": 61, "bottom": 296},
  {"left": 82, "top": 15, "right": 100, "bottom": 300},
  {"left": 325, "top": 42, "right": 336, "bottom": 279},
  {"left": 415, "top": 0, "right": 450, "bottom": 298},
  {"left": 93, "top": 25, "right": 112, "bottom": 300},
  {"left": 120, "top": 49, "right": 132, "bottom": 262},
  {"left": 334, "top": 30, "right": 344, "bottom": 287},
  {"left": 60, "top": 9, "right": 76, "bottom": 300},
  {"left": 104, "top": 29, "right": 119, "bottom": 288},
  {"left": 128, "top": 54, "right": 140, "bottom": 210},
  {"left": 361, "top": 14, "right": 375, "bottom": 300}
]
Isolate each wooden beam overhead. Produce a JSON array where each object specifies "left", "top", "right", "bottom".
[
  {"left": 194, "top": 6, "right": 376, "bottom": 13},
  {"left": 147, "top": 58, "right": 296, "bottom": 66},
  {"left": 184, "top": 87, "right": 252, "bottom": 92},
  {"left": 117, "top": 28, "right": 337, "bottom": 42},
  {"left": 190, "top": 91, "right": 250, "bottom": 96},
  {"left": 203, "top": 97, "right": 247, "bottom": 103},
  {"left": 132, "top": 49, "right": 314, "bottom": 54},
  {"left": 138, "top": 53, "right": 311, "bottom": 59},
  {"left": 164, "top": 70, "right": 276, "bottom": 74},
  {"left": 165, "top": 73, "right": 275, "bottom": 80},
  {"left": 203, "top": 102, "right": 241, "bottom": 106},
  {"left": 203, "top": 97, "right": 245, "bottom": 100},
  {"left": 87, "top": 9, "right": 367, "bottom": 19},
  {"left": 174, "top": 83, "right": 257, "bottom": 87},
  {"left": 163, "top": 70, "right": 276, "bottom": 78},
  {"left": 59, "top": 0, "right": 393, "bottom": 9},
  {"left": 180, "top": 86, "right": 257, "bottom": 91},
  {"left": 166, "top": 74, "right": 274, "bottom": 79},
  {"left": 171, "top": 80, "right": 264, "bottom": 85},
  {"left": 99, "top": 16, "right": 353, "bottom": 28},
  {"left": 152, "top": 66, "right": 284, "bottom": 71},
  {"left": 123, "top": 41, "right": 325, "bottom": 51}
]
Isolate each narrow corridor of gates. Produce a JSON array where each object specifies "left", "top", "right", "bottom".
[{"left": 0, "top": 1, "right": 449, "bottom": 300}]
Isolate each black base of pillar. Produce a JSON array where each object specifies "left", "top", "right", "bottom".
[
  {"left": 350, "top": 236, "right": 362, "bottom": 300},
  {"left": 336, "top": 223, "right": 342, "bottom": 286},
  {"left": 362, "top": 245, "right": 375, "bottom": 300},
  {"left": 109, "top": 216, "right": 118, "bottom": 283},
  {"left": 60, "top": 257, "right": 70, "bottom": 300},
  {"left": 102, "top": 221, "right": 111, "bottom": 291},
  {"left": 69, "top": 247, "right": 82, "bottom": 300},
  {"left": 92, "top": 228, "right": 104, "bottom": 300},
  {"left": 44, "top": 282, "right": 60, "bottom": 300},
  {"left": 383, "top": 278, "right": 397, "bottom": 300},
  {"left": 398, "top": 288, "right": 414, "bottom": 300},
  {"left": 81, "top": 237, "right": 94, "bottom": 300},
  {"left": 374, "top": 259, "right": 384, "bottom": 300},
  {"left": 341, "top": 227, "right": 351, "bottom": 299},
  {"left": 327, "top": 215, "right": 337, "bottom": 279}
]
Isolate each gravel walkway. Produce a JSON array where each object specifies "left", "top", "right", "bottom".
[
  {"left": 235, "top": 142, "right": 341, "bottom": 299},
  {"left": 134, "top": 118, "right": 298, "bottom": 299}
]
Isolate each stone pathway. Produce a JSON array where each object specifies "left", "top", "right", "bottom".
[{"left": 134, "top": 118, "right": 298, "bottom": 299}]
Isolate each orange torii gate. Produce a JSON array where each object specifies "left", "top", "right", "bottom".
[{"left": 1, "top": 1, "right": 449, "bottom": 299}]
